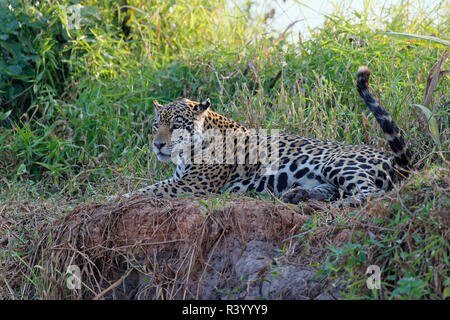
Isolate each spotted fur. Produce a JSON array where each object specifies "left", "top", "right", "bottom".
[{"left": 120, "top": 67, "right": 411, "bottom": 203}]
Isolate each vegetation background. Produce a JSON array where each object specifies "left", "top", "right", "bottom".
[{"left": 0, "top": 0, "right": 448, "bottom": 299}]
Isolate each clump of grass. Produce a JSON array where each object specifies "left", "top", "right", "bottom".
[{"left": 311, "top": 167, "right": 449, "bottom": 299}]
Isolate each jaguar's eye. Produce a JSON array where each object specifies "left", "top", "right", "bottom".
[{"left": 172, "top": 124, "right": 182, "bottom": 130}]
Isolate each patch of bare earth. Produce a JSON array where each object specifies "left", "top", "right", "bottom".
[{"left": 50, "top": 197, "right": 342, "bottom": 299}]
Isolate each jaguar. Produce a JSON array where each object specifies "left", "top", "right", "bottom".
[{"left": 118, "top": 66, "right": 412, "bottom": 204}]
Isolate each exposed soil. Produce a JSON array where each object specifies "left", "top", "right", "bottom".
[{"left": 17, "top": 196, "right": 344, "bottom": 299}]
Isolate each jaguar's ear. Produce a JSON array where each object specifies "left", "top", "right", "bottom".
[
  {"left": 153, "top": 100, "right": 162, "bottom": 114},
  {"left": 194, "top": 98, "right": 210, "bottom": 113},
  {"left": 182, "top": 98, "right": 195, "bottom": 105}
]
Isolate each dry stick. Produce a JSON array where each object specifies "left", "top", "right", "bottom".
[
  {"left": 179, "top": 244, "right": 197, "bottom": 300},
  {"left": 1, "top": 276, "right": 16, "bottom": 299},
  {"left": 170, "top": 209, "right": 205, "bottom": 299},
  {"left": 195, "top": 220, "right": 227, "bottom": 299},
  {"left": 437, "top": 150, "right": 448, "bottom": 164},
  {"left": 282, "top": 228, "right": 315, "bottom": 243},
  {"left": 273, "top": 19, "right": 303, "bottom": 44},
  {"left": 424, "top": 48, "right": 449, "bottom": 108},
  {"left": 171, "top": 233, "right": 201, "bottom": 299},
  {"left": 95, "top": 239, "right": 189, "bottom": 250},
  {"left": 182, "top": 218, "right": 207, "bottom": 300},
  {"left": 92, "top": 268, "right": 133, "bottom": 300},
  {"left": 361, "top": 113, "right": 370, "bottom": 144}
]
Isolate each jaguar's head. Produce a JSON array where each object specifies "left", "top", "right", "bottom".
[{"left": 151, "top": 98, "right": 210, "bottom": 162}]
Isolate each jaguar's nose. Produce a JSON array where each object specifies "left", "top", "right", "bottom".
[{"left": 154, "top": 142, "right": 166, "bottom": 150}]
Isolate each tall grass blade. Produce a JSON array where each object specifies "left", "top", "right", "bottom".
[{"left": 383, "top": 32, "right": 450, "bottom": 48}]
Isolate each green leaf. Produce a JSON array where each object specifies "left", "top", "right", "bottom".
[
  {"left": 412, "top": 104, "right": 441, "bottom": 146},
  {"left": 0, "top": 109, "right": 12, "bottom": 120},
  {"left": 443, "top": 287, "right": 450, "bottom": 299},
  {"left": 16, "top": 163, "right": 27, "bottom": 176},
  {"left": 6, "top": 20, "right": 19, "bottom": 31},
  {"left": 6, "top": 64, "right": 22, "bottom": 75}
]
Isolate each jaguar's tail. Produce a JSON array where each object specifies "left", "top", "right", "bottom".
[{"left": 356, "top": 66, "right": 412, "bottom": 173}]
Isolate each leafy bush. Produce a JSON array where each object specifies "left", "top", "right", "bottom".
[
  {"left": 1, "top": 0, "right": 58, "bottom": 116},
  {"left": 0, "top": 0, "right": 105, "bottom": 119}
]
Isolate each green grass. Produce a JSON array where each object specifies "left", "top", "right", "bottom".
[
  {"left": 0, "top": 0, "right": 449, "bottom": 299},
  {"left": 312, "top": 166, "right": 449, "bottom": 299}
]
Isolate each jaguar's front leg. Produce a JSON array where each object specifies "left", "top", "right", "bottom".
[
  {"left": 118, "top": 165, "right": 226, "bottom": 199},
  {"left": 123, "top": 178, "right": 209, "bottom": 198}
]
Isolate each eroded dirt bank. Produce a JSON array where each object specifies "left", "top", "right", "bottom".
[{"left": 19, "top": 196, "right": 346, "bottom": 299}]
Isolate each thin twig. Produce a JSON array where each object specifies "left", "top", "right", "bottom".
[{"left": 93, "top": 268, "right": 133, "bottom": 300}]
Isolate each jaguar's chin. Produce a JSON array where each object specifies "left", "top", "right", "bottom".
[{"left": 156, "top": 152, "right": 172, "bottom": 163}]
